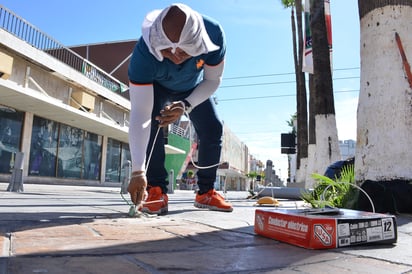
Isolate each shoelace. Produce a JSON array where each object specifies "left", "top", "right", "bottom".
[
  {"left": 144, "top": 190, "right": 165, "bottom": 205},
  {"left": 212, "top": 191, "right": 224, "bottom": 200}
]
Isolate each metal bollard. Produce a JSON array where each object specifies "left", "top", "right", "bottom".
[
  {"left": 7, "top": 152, "right": 24, "bottom": 192},
  {"left": 168, "top": 169, "right": 174, "bottom": 194},
  {"left": 120, "top": 160, "right": 131, "bottom": 194}
]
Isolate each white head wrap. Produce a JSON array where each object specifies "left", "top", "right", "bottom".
[{"left": 141, "top": 3, "right": 220, "bottom": 61}]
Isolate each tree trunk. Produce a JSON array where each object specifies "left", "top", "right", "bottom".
[
  {"left": 305, "top": 74, "right": 316, "bottom": 185},
  {"left": 305, "top": 0, "right": 341, "bottom": 187},
  {"left": 311, "top": 0, "right": 334, "bottom": 115},
  {"left": 283, "top": 0, "right": 308, "bottom": 184},
  {"left": 295, "top": 0, "right": 309, "bottom": 170},
  {"left": 355, "top": 0, "right": 412, "bottom": 213},
  {"left": 308, "top": 75, "right": 315, "bottom": 145}
]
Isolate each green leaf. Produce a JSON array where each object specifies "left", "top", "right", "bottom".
[{"left": 301, "top": 164, "right": 358, "bottom": 209}]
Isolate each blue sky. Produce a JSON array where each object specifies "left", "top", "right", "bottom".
[{"left": 1, "top": 0, "right": 360, "bottom": 180}]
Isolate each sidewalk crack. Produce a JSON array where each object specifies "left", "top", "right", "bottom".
[{"left": 82, "top": 224, "right": 103, "bottom": 237}]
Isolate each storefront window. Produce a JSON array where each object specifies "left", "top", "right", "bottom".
[
  {"left": 120, "top": 143, "right": 131, "bottom": 183},
  {"left": 29, "top": 116, "right": 59, "bottom": 176},
  {"left": 0, "top": 106, "right": 24, "bottom": 173},
  {"left": 57, "top": 124, "right": 84, "bottom": 179},
  {"left": 105, "top": 138, "right": 121, "bottom": 182},
  {"left": 105, "top": 139, "right": 130, "bottom": 183},
  {"left": 29, "top": 116, "right": 103, "bottom": 180},
  {"left": 83, "top": 132, "right": 102, "bottom": 180}
]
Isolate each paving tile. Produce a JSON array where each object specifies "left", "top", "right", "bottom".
[
  {"left": 0, "top": 233, "right": 9, "bottom": 257},
  {"left": 6, "top": 255, "right": 150, "bottom": 274},
  {"left": 279, "top": 256, "right": 412, "bottom": 274}
]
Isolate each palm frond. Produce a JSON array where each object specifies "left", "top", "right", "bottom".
[{"left": 301, "top": 163, "right": 357, "bottom": 209}]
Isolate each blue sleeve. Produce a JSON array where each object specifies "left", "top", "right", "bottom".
[
  {"left": 128, "top": 38, "right": 156, "bottom": 84},
  {"left": 203, "top": 16, "right": 226, "bottom": 66}
]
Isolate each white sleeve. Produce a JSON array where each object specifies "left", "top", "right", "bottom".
[
  {"left": 185, "top": 60, "right": 224, "bottom": 108},
  {"left": 128, "top": 83, "right": 154, "bottom": 172}
]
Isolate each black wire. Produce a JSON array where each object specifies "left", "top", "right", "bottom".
[
  {"left": 220, "top": 76, "right": 359, "bottom": 89},
  {"left": 218, "top": 89, "right": 359, "bottom": 102},
  {"left": 222, "top": 67, "right": 360, "bottom": 81}
]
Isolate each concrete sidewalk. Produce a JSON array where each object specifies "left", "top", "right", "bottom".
[{"left": 1, "top": 182, "right": 412, "bottom": 274}]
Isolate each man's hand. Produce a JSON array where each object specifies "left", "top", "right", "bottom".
[
  {"left": 127, "top": 171, "right": 148, "bottom": 207},
  {"left": 155, "top": 101, "right": 185, "bottom": 127}
]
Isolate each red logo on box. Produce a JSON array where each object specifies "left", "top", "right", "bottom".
[{"left": 314, "top": 224, "right": 332, "bottom": 246}]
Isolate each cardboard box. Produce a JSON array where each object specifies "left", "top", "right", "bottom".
[
  {"left": 0, "top": 51, "right": 14, "bottom": 80},
  {"left": 254, "top": 208, "right": 397, "bottom": 249},
  {"left": 70, "top": 90, "right": 95, "bottom": 112}
]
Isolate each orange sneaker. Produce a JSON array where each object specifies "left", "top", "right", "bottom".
[
  {"left": 194, "top": 189, "right": 233, "bottom": 212},
  {"left": 141, "top": 186, "right": 168, "bottom": 215}
]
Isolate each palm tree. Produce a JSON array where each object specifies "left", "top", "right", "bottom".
[
  {"left": 286, "top": 113, "right": 297, "bottom": 182},
  {"left": 280, "top": 0, "right": 308, "bottom": 178},
  {"left": 295, "top": 0, "right": 309, "bottom": 171},
  {"left": 305, "top": 0, "right": 341, "bottom": 187},
  {"left": 356, "top": 1, "right": 412, "bottom": 212},
  {"left": 286, "top": 113, "right": 297, "bottom": 135},
  {"left": 247, "top": 171, "right": 258, "bottom": 194}
]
